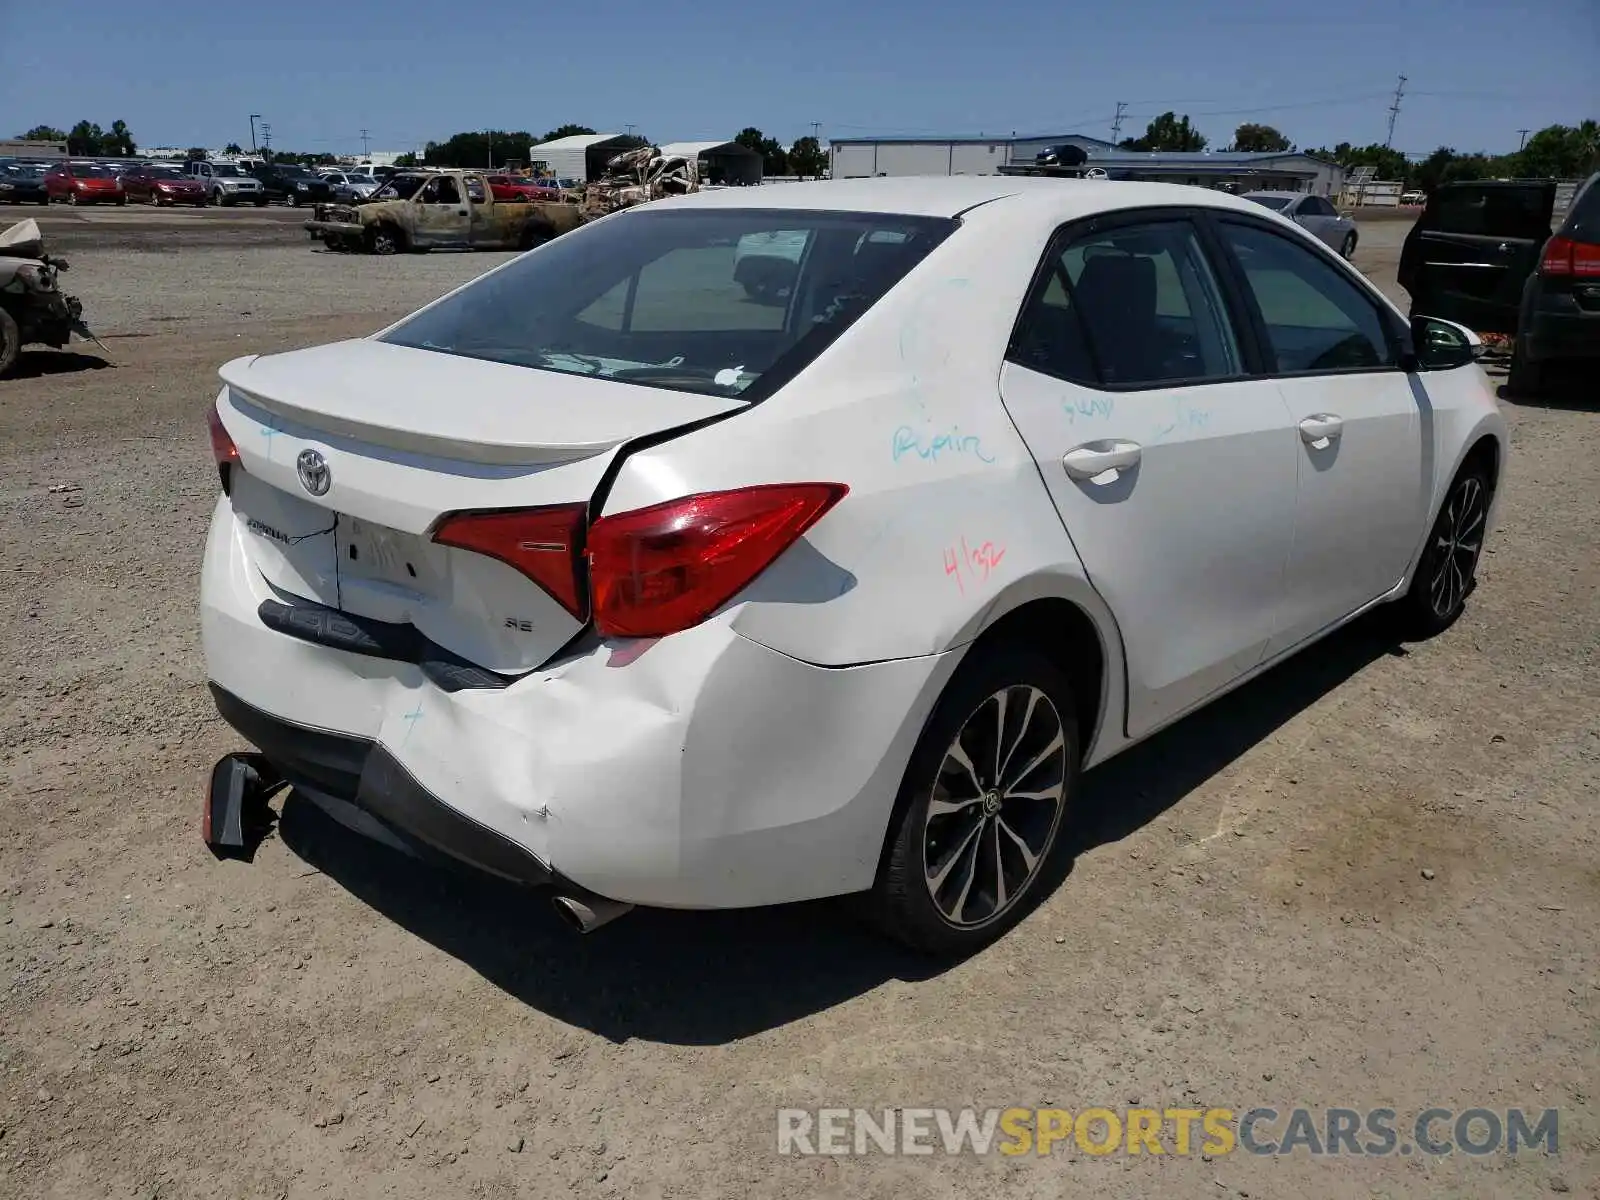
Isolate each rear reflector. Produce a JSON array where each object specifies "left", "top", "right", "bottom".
[
  {"left": 432, "top": 504, "right": 588, "bottom": 619},
  {"left": 587, "top": 483, "right": 848, "bottom": 639},
  {"left": 1540, "top": 236, "right": 1600, "bottom": 277},
  {"left": 208, "top": 403, "right": 241, "bottom": 493}
]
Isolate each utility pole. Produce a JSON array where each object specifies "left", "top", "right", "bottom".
[
  {"left": 261, "top": 123, "right": 272, "bottom": 153},
  {"left": 624, "top": 124, "right": 636, "bottom": 139},
  {"left": 249, "top": 115, "right": 261, "bottom": 155},
  {"left": 1384, "top": 74, "right": 1407, "bottom": 149},
  {"left": 360, "top": 128, "right": 370, "bottom": 157},
  {"left": 1516, "top": 128, "right": 1530, "bottom": 150},
  {"left": 1110, "top": 101, "right": 1129, "bottom": 144},
  {"left": 810, "top": 121, "right": 821, "bottom": 143}
]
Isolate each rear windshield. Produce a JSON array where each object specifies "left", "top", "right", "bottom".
[
  {"left": 1563, "top": 174, "right": 1600, "bottom": 242},
  {"left": 1424, "top": 185, "right": 1552, "bottom": 239},
  {"left": 381, "top": 207, "right": 959, "bottom": 401},
  {"left": 1246, "top": 194, "right": 1293, "bottom": 211}
]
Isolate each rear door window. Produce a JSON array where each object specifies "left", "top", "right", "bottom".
[
  {"left": 1010, "top": 219, "right": 1242, "bottom": 388},
  {"left": 1424, "top": 185, "right": 1553, "bottom": 239}
]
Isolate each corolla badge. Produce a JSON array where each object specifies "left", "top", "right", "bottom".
[{"left": 296, "top": 448, "right": 332, "bottom": 496}]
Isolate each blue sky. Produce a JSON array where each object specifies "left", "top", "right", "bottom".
[{"left": 2, "top": 0, "right": 1593, "bottom": 158}]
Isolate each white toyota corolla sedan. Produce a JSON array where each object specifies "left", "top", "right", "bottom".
[{"left": 200, "top": 177, "right": 1506, "bottom": 954}]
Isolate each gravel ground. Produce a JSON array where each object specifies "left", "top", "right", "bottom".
[{"left": 1, "top": 211, "right": 1596, "bottom": 1200}]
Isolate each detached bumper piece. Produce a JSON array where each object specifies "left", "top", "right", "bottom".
[{"left": 207, "top": 684, "right": 553, "bottom": 889}]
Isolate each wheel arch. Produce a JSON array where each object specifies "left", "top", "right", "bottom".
[
  {"left": 945, "top": 571, "right": 1129, "bottom": 766},
  {"left": 1403, "top": 416, "right": 1507, "bottom": 587}
]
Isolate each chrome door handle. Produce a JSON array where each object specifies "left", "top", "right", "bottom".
[
  {"left": 1063, "top": 440, "right": 1142, "bottom": 481},
  {"left": 1298, "top": 414, "right": 1344, "bottom": 447}
]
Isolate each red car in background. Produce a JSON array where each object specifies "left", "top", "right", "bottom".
[
  {"left": 120, "top": 163, "right": 208, "bottom": 207},
  {"left": 43, "top": 162, "right": 126, "bottom": 206},
  {"left": 485, "top": 174, "right": 564, "bottom": 202}
]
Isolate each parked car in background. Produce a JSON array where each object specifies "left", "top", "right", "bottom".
[
  {"left": 1398, "top": 179, "right": 1557, "bottom": 337},
  {"left": 1240, "top": 191, "right": 1358, "bottom": 258},
  {"left": 43, "top": 162, "right": 126, "bottom": 206},
  {"left": 486, "top": 174, "right": 564, "bottom": 202},
  {"left": 251, "top": 163, "right": 334, "bottom": 207},
  {"left": 0, "top": 163, "right": 51, "bottom": 206},
  {"left": 318, "top": 171, "right": 380, "bottom": 203},
  {"left": 1400, "top": 190, "right": 1426, "bottom": 206},
  {"left": 1508, "top": 171, "right": 1600, "bottom": 394},
  {"left": 185, "top": 161, "right": 267, "bottom": 207},
  {"left": 120, "top": 163, "right": 208, "bottom": 207},
  {"left": 204, "top": 178, "right": 1505, "bottom": 953}
]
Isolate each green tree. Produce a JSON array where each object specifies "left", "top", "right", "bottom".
[
  {"left": 1306, "top": 142, "right": 1409, "bottom": 184},
  {"left": 392, "top": 152, "right": 419, "bottom": 168},
  {"left": 102, "top": 120, "right": 136, "bottom": 156},
  {"left": 788, "top": 135, "right": 827, "bottom": 178},
  {"left": 1122, "top": 112, "right": 1207, "bottom": 153},
  {"left": 423, "top": 130, "right": 538, "bottom": 169},
  {"left": 19, "top": 125, "right": 68, "bottom": 142},
  {"left": 185, "top": 147, "right": 208, "bottom": 162},
  {"left": 540, "top": 124, "right": 596, "bottom": 142},
  {"left": 1509, "top": 123, "right": 1596, "bottom": 179},
  {"left": 734, "top": 127, "right": 788, "bottom": 176},
  {"left": 224, "top": 142, "right": 244, "bottom": 155},
  {"left": 1231, "top": 123, "right": 1290, "bottom": 153},
  {"left": 67, "top": 121, "right": 105, "bottom": 155}
]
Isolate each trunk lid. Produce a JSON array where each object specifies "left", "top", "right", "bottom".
[{"left": 217, "top": 339, "right": 743, "bottom": 672}]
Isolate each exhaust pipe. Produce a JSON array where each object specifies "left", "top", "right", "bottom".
[{"left": 551, "top": 889, "right": 635, "bottom": 934}]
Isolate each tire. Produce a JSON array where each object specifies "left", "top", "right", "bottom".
[
  {"left": 519, "top": 223, "right": 554, "bottom": 252},
  {"left": 289, "top": 192, "right": 301, "bottom": 208},
  {"left": 67, "top": 191, "right": 79, "bottom": 206},
  {"left": 0, "top": 307, "right": 19, "bottom": 379},
  {"left": 1507, "top": 341, "right": 1547, "bottom": 396},
  {"left": 147, "top": 190, "right": 161, "bottom": 206},
  {"left": 1340, "top": 232, "right": 1357, "bottom": 259},
  {"left": 367, "top": 224, "right": 402, "bottom": 255},
  {"left": 38, "top": 196, "right": 50, "bottom": 206},
  {"left": 866, "top": 648, "right": 1079, "bottom": 955},
  {"left": 254, "top": 198, "right": 268, "bottom": 208},
  {"left": 1394, "top": 464, "right": 1491, "bottom": 639},
  {"left": 115, "top": 195, "right": 127, "bottom": 207}
]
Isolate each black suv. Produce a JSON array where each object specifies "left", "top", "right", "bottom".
[
  {"left": 249, "top": 162, "right": 333, "bottom": 207},
  {"left": 1509, "top": 172, "right": 1600, "bottom": 393}
]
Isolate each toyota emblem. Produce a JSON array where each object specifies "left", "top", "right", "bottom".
[{"left": 296, "top": 448, "right": 332, "bottom": 496}]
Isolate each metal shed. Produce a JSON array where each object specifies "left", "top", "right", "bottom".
[
  {"left": 533, "top": 134, "right": 635, "bottom": 183},
  {"left": 657, "top": 141, "right": 763, "bottom": 186}
]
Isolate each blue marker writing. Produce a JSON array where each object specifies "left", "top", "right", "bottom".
[{"left": 892, "top": 425, "right": 996, "bottom": 465}]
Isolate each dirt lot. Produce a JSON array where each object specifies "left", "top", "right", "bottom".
[{"left": 1, "top": 209, "right": 1596, "bottom": 1200}]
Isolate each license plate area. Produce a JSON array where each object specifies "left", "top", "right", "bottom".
[{"left": 336, "top": 516, "right": 450, "bottom": 613}]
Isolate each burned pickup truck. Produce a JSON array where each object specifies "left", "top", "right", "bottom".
[{"left": 304, "top": 169, "right": 584, "bottom": 254}]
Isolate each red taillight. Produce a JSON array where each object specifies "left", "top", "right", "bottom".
[
  {"left": 208, "top": 404, "right": 241, "bottom": 493},
  {"left": 1541, "top": 236, "right": 1600, "bottom": 277},
  {"left": 586, "top": 484, "right": 848, "bottom": 639},
  {"left": 432, "top": 504, "right": 588, "bottom": 619}
]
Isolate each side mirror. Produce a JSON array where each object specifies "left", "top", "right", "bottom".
[{"left": 1407, "top": 315, "right": 1483, "bottom": 371}]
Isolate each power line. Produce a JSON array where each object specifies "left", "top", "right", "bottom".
[
  {"left": 1110, "top": 101, "right": 1128, "bottom": 143},
  {"left": 360, "top": 128, "right": 370, "bottom": 157},
  {"left": 1385, "top": 74, "right": 1407, "bottom": 148}
]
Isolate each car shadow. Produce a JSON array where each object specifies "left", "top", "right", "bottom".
[
  {"left": 1065, "top": 610, "right": 1403, "bottom": 853},
  {"left": 274, "top": 611, "right": 1404, "bottom": 1046},
  {"left": 6, "top": 349, "right": 110, "bottom": 378},
  {"left": 1496, "top": 372, "right": 1599, "bottom": 413}
]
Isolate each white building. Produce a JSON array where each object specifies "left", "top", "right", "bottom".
[
  {"left": 829, "top": 133, "right": 1344, "bottom": 197},
  {"left": 829, "top": 133, "right": 1115, "bottom": 178}
]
